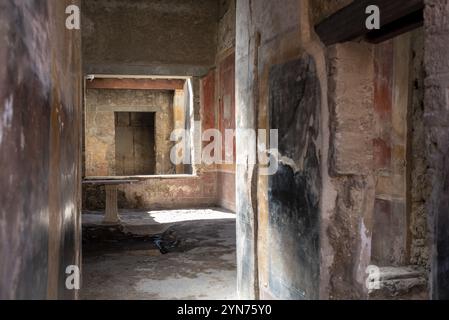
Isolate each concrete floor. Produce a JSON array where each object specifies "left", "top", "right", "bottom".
[{"left": 81, "top": 209, "right": 237, "bottom": 300}]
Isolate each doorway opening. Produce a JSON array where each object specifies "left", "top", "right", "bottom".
[{"left": 115, "top": 112, "right": 156, "bottom": 176}]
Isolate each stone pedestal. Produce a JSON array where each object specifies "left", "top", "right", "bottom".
[{"left": 104, "top": 184, "right": 119, "bottom": 223}]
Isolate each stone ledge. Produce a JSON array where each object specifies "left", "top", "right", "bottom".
[
  {"left": 85, "top": 174, "right": 199, "bottom": 181},
  {"left": 368, "top": 266, "right": 428, "bottom": 300}
]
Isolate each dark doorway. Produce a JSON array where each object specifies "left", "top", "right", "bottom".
[{"left": 115, "top": 112, "right": 155, "bottom": 175}]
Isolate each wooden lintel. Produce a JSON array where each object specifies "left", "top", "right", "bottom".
[
  {"left": 86, "top": 78, "right": 186, "bottom": 91},
  {"left": 365, "top": 10, "right": 424, "bottom": 44},
  {"left": 315, "top": 0, "right": 424, "bottom": 46}
]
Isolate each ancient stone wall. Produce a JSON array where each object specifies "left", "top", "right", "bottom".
[
  {"left": 83, "top": 76, "right": 220, "bottom": 212},
  {"left": 423, "top": 0, "right": 449, "bottom": 299},
  {"left": 85, "top": 89, "right": 175, "bottom": 176},
  {"left": 409, "top": 29, "right": 429, "bottom": 268},
  {"left": 236, "top": 0, "right": 322, "bottom": 299},
  {"left": 82, "top": 0, "right": 219, "bottom": 76},
  {"left": 326, "top": 42, "right": 375, "bottom": 299},
  {"left": 235, "top": 0, "right": 429, "bottom": 300},
  {"left": 83, "top": 172, "right": 217, "bottom": 211},
  {"left": 81, "top": 0, "right": 241, "bottom": 213}
]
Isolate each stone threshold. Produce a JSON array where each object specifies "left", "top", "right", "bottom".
[{"left": 368, "top": 266, "right": 428, "bottom": 299}]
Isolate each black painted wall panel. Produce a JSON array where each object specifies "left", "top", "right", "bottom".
[{"left": 268, "top": 56, "right": 321, "bottom": 300}]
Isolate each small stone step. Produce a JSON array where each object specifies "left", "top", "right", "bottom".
[{"left": 368, "top": 266, "right": 428, "bottom": 300}]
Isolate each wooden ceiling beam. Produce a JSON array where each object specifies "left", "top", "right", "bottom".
[
  {"left": 365, "top": 10, "right": 423, "bottom": 44},
  {"left": 315, "top": 0, "right": 424, "bottom": 46},
  {"left": 86, "top": 78, "right": 186, "bottom": 91}
]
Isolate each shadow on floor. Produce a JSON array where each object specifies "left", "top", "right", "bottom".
[{"left": 81, "top": 208, "right": 237, "bottom": 300}]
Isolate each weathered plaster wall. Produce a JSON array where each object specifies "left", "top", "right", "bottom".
[
  {"left": 409, "top": 29, "right": 429, "bottom": 268},
  {"left": 368, "top": 30, "right": 429, "bottom": 272},
  {"left": 83, "top": 172, "right": 217, "bottom": 211},
  {"left": 173, "top": 89, "right": 189, "bottom": 174},
  {"left": 268, "top": 56, "right": 322, "bottom": 300},
  {"left": 216, "top": 52, "right": 236, "bottom": 212},
  {"left": 327, "top": 41, "right": 375, "bottom": 299},
  {"left": 236, "top": 0, "right": 324, "bottom": 300},
  {"left": 424, "top": 0, "right": 449, "bottom": 299},
  {"left": 82, "top": 0, "right": 228, "bottom": 213},
  {"left": 83, "top": 78, "right": 219, "bottom": 211},
  {"left": 324, "top": 28, "right": 428, "bottom": 300},
  {"left": 205, "top": 0, "right": 236, "bottom": 212},
  {"left": 82, "top": 0, "right": 219, "bottom": 76},
  {"left": 0, "top": 0, "right": 82, "bottom": 299},
  {"left": 236, "top": 0, "right": 429, "bottom": 300},
  {"left": 371, "top": 35, "right": 410, "bottom": 267},
  {"left": 217, "top": 172, "right": 236, "bottom": 211},
  {"left": 85, "top": 89, "right": 175, "bottom": 176},
  {"left": 83, "top": 80, "right": 219, "bottom": 212},
  {"left": 235, "top": 0, "right": 364, "bottom": 300}
]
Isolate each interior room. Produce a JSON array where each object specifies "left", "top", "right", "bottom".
[{"left": 1, "top": 0, "right": 449, "bottom": 302}]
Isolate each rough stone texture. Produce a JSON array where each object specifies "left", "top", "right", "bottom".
[
  {"left": 424, "top": 0, "right": 449, "bottom": 299},
  {"left": 218, "top": 0, "right": 236, "bottom": 56},
  {"left": 84, "top": 77, "right": 220, "bottom": 212},
  {"left": 235, "top": 0, "right": 432, "bottom": 301},
  {"left": 85, "top": 89, "right": 175, "bottom": 176},
  {"left": 326, "top": 30, "right": 429, "bottom": 299},
  {"left": 409, "top": 29, "right": 430, "bottom": 268},
  {"left": 368, "top": 266, "right": 428, "bottom": 300},
  {"left": 372, "top": 199, "right": 407, "bottom": 266},
  {"left": 326, "top": 41, "right": 375, "bottom": 299},
  {"left": 328, "top": 43, "right": 374, "bottom": 176},
  {"left": 0, "top": 0, "right": 82, "bottom": 299},
  {"left": 327, "top": 176, "right": 375, "bottom": 299},
  {"left": 82, "top": 0, "right": 219, "bottom": 76}
]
